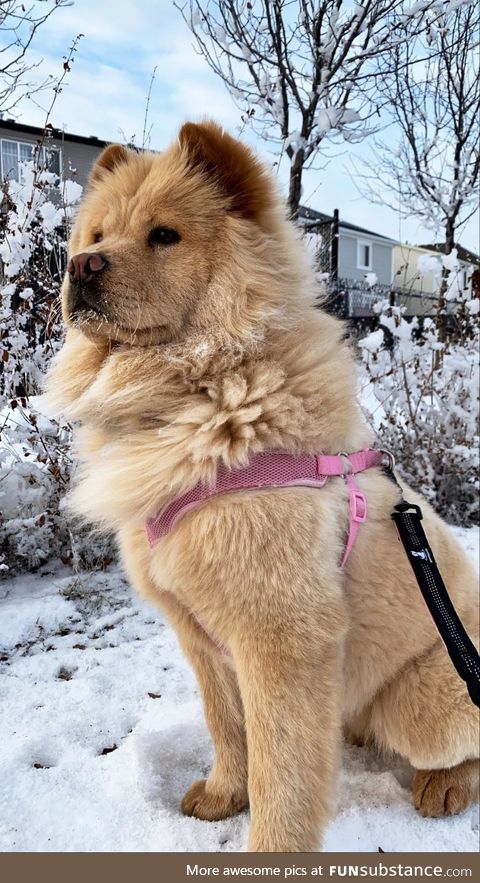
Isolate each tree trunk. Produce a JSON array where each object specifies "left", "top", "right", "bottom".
[
  {"left": 444, "top": 218, "right": 455, "bottom": 255},
  {"left": 437, "top": 218, "right": 455, "bottom": 347},
  {"left": 287, "top": 148, "right": 305, "bottom": 221}
]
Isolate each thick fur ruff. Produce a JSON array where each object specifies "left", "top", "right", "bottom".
[{"left": 45, "top": 121, "right": 479, "bottom": 852}]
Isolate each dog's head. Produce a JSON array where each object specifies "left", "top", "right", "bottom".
[{"left": 63, "top": 121, "right": 283, "bottom": 346}]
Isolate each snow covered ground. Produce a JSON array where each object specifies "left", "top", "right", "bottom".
[{"left": 0, "top": 528, "right": 478, "bottom": 853}]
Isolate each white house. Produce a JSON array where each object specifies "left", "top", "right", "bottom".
[
  {"left": 393, "top": 242, "right": 478, "bottom": 298},
  {"left": 299, "top": 205, "right": 396, "bottom": 287},
  {"left": 300, "top": 205, "right": 479, "bottom": 319}
]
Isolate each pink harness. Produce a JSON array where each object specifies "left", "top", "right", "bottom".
[{"left": 145, "top": 447, "right": 388, "bottom": 567}]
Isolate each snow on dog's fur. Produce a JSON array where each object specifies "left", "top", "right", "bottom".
[{"left": 45, "top": 121, "right": 479, "bottom": 852}]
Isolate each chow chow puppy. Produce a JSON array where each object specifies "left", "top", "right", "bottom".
[{"left": 44, "top": 121, "right": 479, "bottom": 852}]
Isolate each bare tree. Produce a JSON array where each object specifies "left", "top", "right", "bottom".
[
  {"left": 176, "top": 0, "right": 463, "bottom": 219},
  {"left": 353, "top": 4, "right": 480, "bottom": 255},
  {"left": 0, "top": 0, "right": 71, "bottom": 114}
]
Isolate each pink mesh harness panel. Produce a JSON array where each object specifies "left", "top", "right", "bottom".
[
  {"left": 146, "top": 447, "right": 388, "bottom": 565},
  {"left": 145, "top": 447, "right": 388, "bottom": 656}
]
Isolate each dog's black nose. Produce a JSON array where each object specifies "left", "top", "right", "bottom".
[{"left": 67, "top": 252, "right": 108, "bottom": 284}]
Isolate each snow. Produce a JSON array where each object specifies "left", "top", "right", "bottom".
[
  {"left": 315, "top": 107, "right": 361, "bottom": 135},
  {"left": 467, "top": 298, "right": 479, "bottom": 315},
  {"left": 364, "top": 272, "right": 378, "bottom": 288},
  {"left": 0, "top": 531, "right": 478, "bottom": 852},
  {"left": 441, "top": 248, "right": 459, "bottom": 273},
  {"left": 39, "top": 201, "right": 64, "bottom": 234},
  {"left": 359, "top": 328, "right": 384, "bottom": 354},
  {"left": 416, "top": 254, "right": 442, "bottom": 279},
  {"left": 62, "top": 179, "right": 83, "bottom": 207},
  {"left": 359, "top": 293, "right": 479, "bottom": 527}
]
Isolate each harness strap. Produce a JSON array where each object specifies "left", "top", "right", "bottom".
[
  {"left": 316, "top": 449, "right": 388, "bottom": 476},
  {"left": 392, "top": 500, "right": 480, "bottom": 709},
  {"left": 341, "top": 472, "right": 367, "bottom": 566},
  {"left": 145, "top": 447, "right": 387, "bottom": 565}
]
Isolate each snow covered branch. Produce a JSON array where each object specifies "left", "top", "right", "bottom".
[
  {"left": 0, "top": 1, "right": 74, "bottom": 113},
  {"left": 175, "top": 0, "right": 476, "bottom": 217},
  {"left": 352, "top": 4, "right": 479, "bottom": 249},
  {"left": 360, "top": 274, "right": 479, "bottom": 525}
]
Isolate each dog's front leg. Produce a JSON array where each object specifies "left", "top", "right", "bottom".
[
  {"left": 150, "top": 594, "right": 249, "bottom": 820},
  {"left": 234, "top": 626, "right": 344, "bottom": 852},
  {"left": 118, "top": 527, "right": 249, "bottom": 819},
  {"left": 179, "top": 648, "right": 249, "bottom": 821}
]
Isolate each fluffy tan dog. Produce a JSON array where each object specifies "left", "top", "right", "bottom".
[{"left": 44, "top": 121, "right": 479, "bottom": 852}]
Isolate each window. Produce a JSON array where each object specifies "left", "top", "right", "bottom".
[
  {"left": 1, "top": 139, "right": 19, "bottom": 181},
  {"left": 44, "top": 145, "right": 61, "bottom": 177},
  {"left": 0, "top": 138, "right": 61, "bottom": 183},
  {"left": 357, "top": 239, "right": 372, "bottom": 270}
]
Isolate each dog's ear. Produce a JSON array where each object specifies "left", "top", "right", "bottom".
[
  {"left": 89, "top": 144, "right": 132, "bottom": 185},
  {"left": 179, "top": 120, "right": 274, "bottom": 223}
]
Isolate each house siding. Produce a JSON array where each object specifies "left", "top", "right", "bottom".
[
  {"left": 393, "top": 244, "right": 475, "bottom": 297},
  {"left": 0, "top": 125, "right": 104, "bottom": 188},
  {"left": 56, "top": 138, "right": 104, "bottom": 186},
  {"left": 338, "top": 232, "right": 392, "bottom": 285}
]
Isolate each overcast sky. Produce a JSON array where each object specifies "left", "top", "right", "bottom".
[{"left": 7, "top": 0, "right": 479, "bottom": 252}]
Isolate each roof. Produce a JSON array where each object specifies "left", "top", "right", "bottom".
[
  {"left": 417, "top": 243, "right": 480, "bottom": 267},
  {"left": 0, "top": 118, "right": 109, "bottom": 149},
  {"left": 299, "top": 205, "right": 398, "bottom": 244}
]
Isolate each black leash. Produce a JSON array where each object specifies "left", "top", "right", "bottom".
[{"left": 384, "top": 465, "right": 480, "bottom": 708}]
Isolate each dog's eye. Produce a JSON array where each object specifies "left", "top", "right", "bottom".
[
  {"left": 93, "top": 232, "right": 103, "bottom": 243},
  {"left": 148, "top": 226, "right": 181, "bottom": 247}
]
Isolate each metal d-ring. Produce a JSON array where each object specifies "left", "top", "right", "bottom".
[
  {"left": 337, "top": 450, "right": 352, "bottom": 474},
  {"left": 379, "top": 448, "right": 396, "bottom": 472}
]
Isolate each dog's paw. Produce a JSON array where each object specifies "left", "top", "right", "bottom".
[
  {"left": 412, "top": 760, "right": 480, "bottom": 817},
  {"left": 181, "top": 778, "right": 248, "bottom": 821}
]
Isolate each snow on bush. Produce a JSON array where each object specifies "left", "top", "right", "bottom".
[
  {"left": 360, "top": 277, "right": 480, "bottom": 526},
  {"left": 1, "top": 398, "right": 72, "bottom": 571},
  {"left": 0, "top": 156, "right": 112, "bottom": 574}
]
